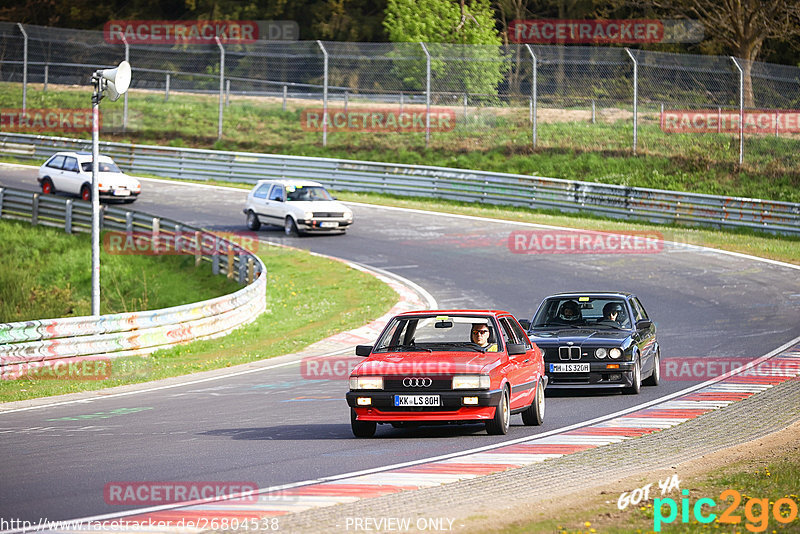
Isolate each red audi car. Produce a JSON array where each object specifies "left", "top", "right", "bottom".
[{"left": 346, "top": 310, "right": 546, "bottom": 438}]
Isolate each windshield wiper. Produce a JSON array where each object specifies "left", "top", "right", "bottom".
[{"left": 383, "top": 344, "right": 432, "bottom": 353}]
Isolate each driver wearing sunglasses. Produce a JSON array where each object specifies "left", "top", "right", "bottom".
[{"left": 471, "top": 323, "right": 498, "bottom": 352}]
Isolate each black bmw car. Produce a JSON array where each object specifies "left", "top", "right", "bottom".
[{"left": 520, "top": 292, "right": 659, "bottom": 394}]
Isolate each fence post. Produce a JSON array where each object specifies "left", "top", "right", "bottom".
[
  {"left": 524, "top": 44, "right": 537, "bottom": 149},
  {"left": 215, "top": 36, "right": 225, "bottom": 140},
  {"left": 283, "top": 85, "right": 287, "bottom": 111},
  {"left": 17, "top": 23, "right": 27, "bottom": 113},
  {"left": 730, "top": 56, "right": 744, "bottom": 165},
  {"left": 212, "top": 237, "right": 220, "bottom": 275},
  {"left": 625, "top": 47, "right": 638, "bottom": 155},
  {"left": 400, "top": 91, "right": 404, "bottom": 113},
  {"left": 317, "top": 40, "right": 329, "bottom": 147},
  {"left": 121, "top": 35, "right": 129, "bottom": 132},
  {"left": 775, "top": 111, "right": 779, "bottom": 137},
  {"left": 420, "top": 42, "right": 431, "bottom": 148},
  {"left": 592, "top": 100, "right": 596, "bottom": 124},
  {"left": 226, "top": 79, "right": 231, "bottom": 107},
  {"left": 44, "top": 64, "right": 48, "bottom": 92},
  {"left": 344, "top": 90, "right": 348, "bottom": 114},
  {"left": 463, "top": 93, "right": 467, "bottom": 121},
  {"left": 165, "top": 73, "right": 170, "bottom": 101},
  {"left": 32, "top": 192, "right": 39, "bottom": 226},
  {"left": 65, "top": 199, "right": 73, "bottom": 233}
]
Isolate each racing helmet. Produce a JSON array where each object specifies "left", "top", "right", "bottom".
[
  {"left": 603, "top": 302, "right": 624, "bottom": 320},
  {"left": 557, "top": 300, "right": 581, "bottom": 322}
]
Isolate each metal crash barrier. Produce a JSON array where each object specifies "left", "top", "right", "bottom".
[
  {"left": 1, "top": 132, "right": 798, "bottom": 235},
  {"left": 0, "top": 186, "right": 266, "bottom": 372}
]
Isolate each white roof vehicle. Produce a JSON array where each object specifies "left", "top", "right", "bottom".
[
  {"left": 243, "top": 179, "right": 353, "bottom": 236},
  {"left": 37, "top": 151, "right": 141, "bottom": 203}
]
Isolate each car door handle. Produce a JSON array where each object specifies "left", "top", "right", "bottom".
[{"left": 523, "top": 359, "right": 529, "bottom": 363}]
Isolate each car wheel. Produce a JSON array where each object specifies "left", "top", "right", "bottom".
[
  {"left": 486, "top": 387, "right": 510, "bottom": 435},
  {"left": 80, "top": 184, "right": 91, "bottom": 202},
  {"left": 643, "top": 348, "right": 661, "bottom": 386},
  {"left": 625, "top": 356, "right": 642, "bottom": 395},
  {"left": 246, "top": 210, "right": 261, "bottom": 231},
  {"left": 521, "top": 379, "right": 545, "bottom": 426},
  {"left": 41, "top": 178, "right": 55, "bottom": 195},
  {"left": 284, "top": 216, "right": 298, "bottom": 237},
  {"left": 350, "top": 408, "right": 376, "bottom": 438}
]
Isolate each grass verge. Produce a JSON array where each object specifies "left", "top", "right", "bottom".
[
  {"left": 0, "top": 242, "right": 398, "bottom": 403},
  {"left": 1, "top": 83, "right": 797, "bottom": 202},
  {"left": 0, "top": 219, "right": 240, "bottom": 321}
]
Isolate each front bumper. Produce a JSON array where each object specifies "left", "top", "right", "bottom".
[
  {"left": 346, "top": 389, "right": 503, "bottom": 422},
  {"left": 297, "top": 219, "right": 352, "bottom": 232},
  {"left": 545, "top": 360, "right": 636, "bottom": 389}
]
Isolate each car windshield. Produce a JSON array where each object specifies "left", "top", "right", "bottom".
[
  {"left": 81, "top": 161, "right": 122, "bottom": 173},
  {"left": 531, "top": 297, "right": 631, "bottom": 329},
  {"left": 374, "top": 315, "right": 501, "bottom": 353},
  {"left": 285, "top": 185, "right": 332, "bottom": 201}
]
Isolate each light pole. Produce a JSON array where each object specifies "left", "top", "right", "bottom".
[{"left": 90, "top": 61, "right": 131, "bottom": 316}]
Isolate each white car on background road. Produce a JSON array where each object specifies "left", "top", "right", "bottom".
[
  {"left": 243, "top": 179, "right": 353, "bottom": 236},
  {"left": 37, "top": 151, "right": 141, "bottom": 203}
]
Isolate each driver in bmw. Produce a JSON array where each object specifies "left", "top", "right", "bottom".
[{"left": 471, "top": 323, "right": 498, "bottom": 352}]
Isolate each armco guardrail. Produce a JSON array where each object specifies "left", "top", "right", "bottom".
[
  {"left": 1, "top": 132, "right": 799, "bottom": 235},
  {"left": 0, "top": 186, "right": 266, "bottom": 370}
]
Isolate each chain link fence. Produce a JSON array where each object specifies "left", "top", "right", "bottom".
[{"left": 1, "top": 22, "right": 798, "bottom": 171}]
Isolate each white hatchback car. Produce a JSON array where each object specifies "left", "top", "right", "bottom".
[
  {"left": 38, "top": 151, "right": 141, "bottom": 202},
  {"left": 243, "top": 179, "right": 353, "bottom": 236}
]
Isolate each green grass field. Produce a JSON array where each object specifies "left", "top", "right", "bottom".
[
  {"left": 0, "top": 231, "right": 398, "bottom": 402},
  {"left": 0, "top": 219, "right": 241, "bottom": 322},
  {"left": 1, "top": 82, "right": 797, "bottom": 203}
]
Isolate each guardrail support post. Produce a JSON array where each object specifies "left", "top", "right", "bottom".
[
  {"left": 125, "top": 211, "right": 133, "bottom": 232},
  {"left": 31, "top": 192, "right": 39, "bottom": 225},
  {"left": 212, "top": 237, "right": 220, "bottom": 274},
  {"left": 17, "top": 23, "right": 27, "bottom": 113},
  {"left": 215, "top": 36, "right": 225, "bottom": 140},
  {"left": 524, "top": 44, "right": 538, "bottom": 149},
  {"left": 420, "top": 42, "right": 431, "bottom": 148},
  {"left": 0, "top": 188, "right": 4, "bottom": 216},
  {"left": 317, "top": 40, "right": 329, "bottom": 147},
  {"left": 151, "top": 217, "right": 160, "bottom": 254},
  {"left": 730, "top": 56, "right": 744, "bottom": 166},
  {"left": 195, "top": 231, "right": 202, "bottom": 266},
  {"left": 227, "top": 246, "right": 235, "bottom": 279},
  {"left": 247, "top": 257, "right": 254, "bottom": 284},
  {"left": 174, "top": 223, "right": 182, "bottom": 253},
  {"left": 625, "top": 47, "right": 638, "bottom": 155},
  {"left": 65, "top": 199, "right": 73, "bottom": 233}
]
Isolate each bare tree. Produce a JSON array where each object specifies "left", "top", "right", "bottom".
[{"left": 651, "top": 0, "right": 800, "bottom": 106}]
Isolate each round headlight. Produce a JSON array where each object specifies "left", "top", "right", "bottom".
[
  {"left": 609, "top": 348, "right": 622, "bottom": 359},
  {"left": 595, "top": 348, "right": 607, "bottom": 359},
  {"left": 304, "top": 211, "right": 313, "bottom": 220}
]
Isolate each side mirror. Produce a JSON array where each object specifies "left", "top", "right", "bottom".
[
  {"left": 355, "top": 345, "right": 373, "bottom": 357},
  {"left": 636, "top": 319, "right": 652, "bottom": 330},
  {"left": 518, "top": 319, "right": 531, "bottom": 330},
  {"left": 507, "top": 343, "right": 527, "bottom": 356}
]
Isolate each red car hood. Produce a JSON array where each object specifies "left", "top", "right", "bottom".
[{"left": 352, "top": 351, "right": 502, "bottom": 376}]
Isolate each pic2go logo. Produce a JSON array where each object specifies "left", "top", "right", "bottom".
[{"left": 654, "top": 489, "right": 799, "bottom": 532}]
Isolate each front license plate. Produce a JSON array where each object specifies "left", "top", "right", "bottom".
[
  {"left": 113, "top": 189, "right": 131, "bottom": 196},
  {"left": 320, "top": 221, "right": 338, "bottom": 228},
  {"left": 550, "top": 363, "right": 590, "bottom": 373},
  {"left": 394, "top": 395, "right": 440, "bottom": 407}
]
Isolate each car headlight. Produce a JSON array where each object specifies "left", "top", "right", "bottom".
[
  {"left": 452, "top": 374, "right": 491, "bottom": 390},
  {"left": 609, "top": 348, "right": 622, "bottom": 359},
  {"left": 304, "top": 211, "right": 313, "bottom": 220},
  {"left": 344, "top": 210, "right": 353, "bottom": 220},
  {"left": 349, "top": 376, "right": 383, "bottom": 390},
  {"left": 595, "top": 348, "right": 607, "bottom": 359}
]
